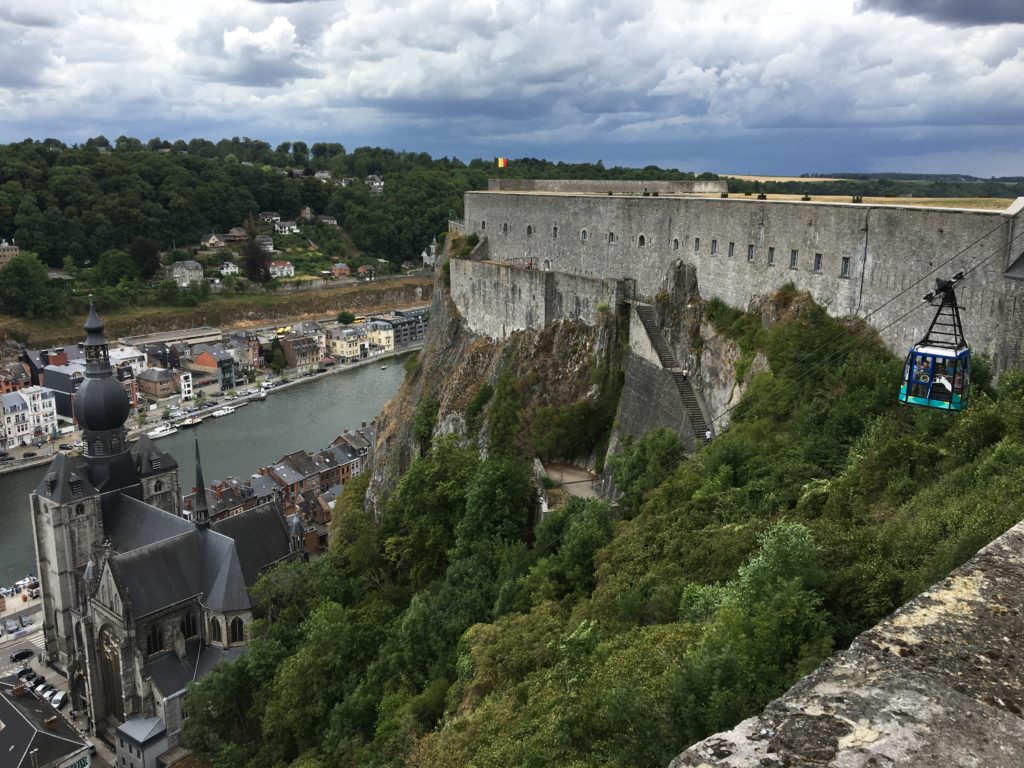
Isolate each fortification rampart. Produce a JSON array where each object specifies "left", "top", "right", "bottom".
[
  {"left": 463, "top": 192, "right": 1024, "bottom": 371},
  {"left": 487, "top": 179, "right": 728, "bottom": 195},
  {"left": 450, "top": 258, "right": 622, "bottom": 339}
]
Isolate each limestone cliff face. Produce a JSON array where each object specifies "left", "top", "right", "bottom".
[{"left": 366, "top": 250, "right": 623, "bottom": 518}]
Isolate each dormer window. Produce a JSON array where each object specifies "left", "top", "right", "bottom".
[
  {"left": 151, "top": 456, "right": 162, "bottom": 471},
  {"left": 70, "top": 479, "right": 83, "bottom": 496}
]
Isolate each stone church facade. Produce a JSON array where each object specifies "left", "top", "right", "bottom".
[{"left": 30, "top": 304, "right": 294, "bottom": 749}]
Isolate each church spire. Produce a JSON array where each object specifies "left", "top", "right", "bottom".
[{"left": 193, "top": 435, "right": 210, "bottom": 529}]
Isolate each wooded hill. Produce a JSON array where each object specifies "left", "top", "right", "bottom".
[{"left": 182, "top": 286, "right": 1024, "bottom": 768}]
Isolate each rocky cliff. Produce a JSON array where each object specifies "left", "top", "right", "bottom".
[{"left": 366, "top": 245, "right": 625, "bottom": 517}]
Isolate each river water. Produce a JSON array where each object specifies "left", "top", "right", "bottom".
[{"left": 0, "top": 358, "right": 408, "bottom": 586}]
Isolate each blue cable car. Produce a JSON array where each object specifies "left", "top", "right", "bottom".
[{"left": 899, "top": 273, "right": 970, "bottom": 412}]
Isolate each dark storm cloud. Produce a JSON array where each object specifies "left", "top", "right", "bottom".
[
  {"left": 857, "top": 0, "right": 1024, "bottom": 26},
  {"left": 0, "top": 7, "right": 63, "bottom": 27}
]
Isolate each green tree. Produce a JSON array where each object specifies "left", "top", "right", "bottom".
[
  {"left": 128, "top": 236, "right": 161, "bottom": 279},
  {"left": 0, "top": 252, "right": 52, "bottom": 316},
  {"left": 96, "top": 249, "right": 137, "bottom": 286},
  {"left": 337, "top": 309, "right": 356, "bottom": 324}
]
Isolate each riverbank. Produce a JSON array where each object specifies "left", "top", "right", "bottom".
[
  {"left": 0, "top": 274, "right": 432, "bottom": 349},
  {"left": 0, "top": 342, "right": 420, "bottom": 478}
]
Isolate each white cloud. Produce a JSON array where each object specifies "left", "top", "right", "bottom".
[{"left": 0, "top": 0, "right": 1021, "bottom": 174}]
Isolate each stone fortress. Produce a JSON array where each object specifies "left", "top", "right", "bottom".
[
  {"left": 454, "top": 179, "right": 1024, "bottom": 374},
  {"left": 447, "top": 180, "right": 1024, "bottom": 766}
]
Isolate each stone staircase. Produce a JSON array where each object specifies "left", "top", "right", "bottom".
[{"left": 634, "top": 304, "right": 711, "bottom": 439}]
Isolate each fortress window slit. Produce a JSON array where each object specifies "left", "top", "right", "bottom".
[
  {"left": 790, "top": 249, "right": 799, "bottom": 269},
  {"left": 711, "top": 239, "right": 717, "bottom": 255},
  {"left": 814, "top": 253, "right": 823, "bottom": 272},
  {"left": 728, "top": 242, "right": 735, "bottom": 258},
  {"left": 840, "top": 256, "right": 850, "bottom": 278},
  {"left": 693, "top": 237, "right": 700, "bottom": 252},
  {"left": 747, "top": 244, "right": 755, "bottom": 261},
  {"left": 768, "top": 247, "right": 775, "bottom": 265}
]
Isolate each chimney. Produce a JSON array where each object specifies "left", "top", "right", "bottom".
[{"left": 45, "top": 715, "right": 59, "bottom": 730}]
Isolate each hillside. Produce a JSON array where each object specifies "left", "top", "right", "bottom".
[{"left": 181, "top": 247, "right": 1024, "bottom": 768}]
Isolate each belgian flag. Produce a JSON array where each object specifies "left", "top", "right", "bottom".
[{"left": 496, "top": 157, "right": 509, "bottom": 169}]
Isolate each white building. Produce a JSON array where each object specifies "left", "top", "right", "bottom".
[
  {"left": 109, "top": 346, "right": 147, "bottom": 377},
  {"left": 178, "top": 371, "right": 194, "bottom": 401},
  {"left": 1, "top": 386, "right": 57, "bottom": 449},
  {"left": 220, "top": 261, "right": 240, "bottom": 276},
  {"left": 268, "top": 261, "right": 295, "bottom": 278},
  {"left": 274, "top": 221, "right": 299, "bottom": 235}
]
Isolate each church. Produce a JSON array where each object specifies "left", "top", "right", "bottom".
[{"left": 29, "top": 304, "right": 294, "bottom": 753}]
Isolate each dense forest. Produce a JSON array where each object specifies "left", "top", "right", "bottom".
[{"left": 182, "top": 286, "right": 1024, "bottom": 768}]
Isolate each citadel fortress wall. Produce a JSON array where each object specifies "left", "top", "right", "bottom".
[{"left": 457, "top": 190, "right": 1024, "bottom": 372}]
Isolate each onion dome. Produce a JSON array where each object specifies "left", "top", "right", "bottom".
[{"left": 74, "top": 375, "right": 130, "bottom": 432}]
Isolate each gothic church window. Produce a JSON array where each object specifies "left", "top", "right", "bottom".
[
  {"left": 154, "top": 480, "right": 163, "bottom": 493},
  {"left": 181, "top": 612, "right": 198, "bottom": 638},
  {"left": 210, "top": 617, "right": 222, "bottom": 642},
  {"left": 146, "top": 624, "right": 164, "bottom": 656},
  {"left": 230, "top": 617, "right": 244, "bottom": 643}
]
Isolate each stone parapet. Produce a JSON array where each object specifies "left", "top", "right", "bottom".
[{"left": 670, "top": 518, "right": 1024, "bottom": 768}]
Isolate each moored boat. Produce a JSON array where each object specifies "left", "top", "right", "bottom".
[
  {"left": 147, "top": 424, "right": 178, "bottom": 439},
  {"left": 179, "top": 416, "right": 203, "bottom": 427}
]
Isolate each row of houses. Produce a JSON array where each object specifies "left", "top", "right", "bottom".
[
  {"left": 182, "top": 424, "right": 376, "bottom": 556},
  {"left": 1, "top": 386, "right": 58, "bottom": 450},
  {"left": 1, "top": 308, "right": 430, "bottom": 438}
]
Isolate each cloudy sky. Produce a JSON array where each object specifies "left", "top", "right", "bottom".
[{"left": 1, "top": 0, "right": 1023, "bottom": 175}]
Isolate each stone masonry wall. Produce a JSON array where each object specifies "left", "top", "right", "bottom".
[
  {"left": 464, "top": 192, "right": 1024, "bottom": 372},
  {"left": 450, "top": 258, "right": 623, "bottom": 340},
  {"left": 487, "top": 179, "right": 728, "bottom": 194}
]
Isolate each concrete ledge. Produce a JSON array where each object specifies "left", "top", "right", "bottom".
[{"left": 670, "top": 520, "right": 1024, "bottom": 767}]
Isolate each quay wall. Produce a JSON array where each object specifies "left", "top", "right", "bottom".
[{"left": 463, "top": 192, "right": 1024, "bottom": 371}]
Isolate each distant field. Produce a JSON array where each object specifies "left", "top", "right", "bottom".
[
  {"left": 723, "top": 174, "right": 842, "bottom": 183},
  {"left": 701, "top": 193, "right": 1014, "bottom": 210}
]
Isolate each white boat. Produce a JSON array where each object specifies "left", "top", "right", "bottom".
[
  {"left": 380, "top": 365, "right": 388, "bottom": 370},
  {"left": 179, "top": 416, "right": 203, "bottom": 428},
  {"left": 147, "top": 424, "right": 178, "bottom": 439},
  {"left": 211, "top": 406, "right": 236, "bottom": 418}
]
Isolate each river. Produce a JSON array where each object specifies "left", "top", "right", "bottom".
[{"left": 0, "top": 357, "right": 409, "bottom": 586}]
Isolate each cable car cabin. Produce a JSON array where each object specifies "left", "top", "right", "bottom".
[
  {"left": 898, "top": 276, "right": 970, "bottom": 412},
  {"left": 899, "top": 345, "right": 970, "bottom": 411}
]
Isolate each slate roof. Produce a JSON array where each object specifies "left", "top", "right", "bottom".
[
  {"left": 104, "top": 494, "right": 193, "bottom": 553},
  {"left": 145, "top": 638, "right": 246, "bottom": 698},
  {"left": 270, "top": 461, "right": 304, "bottom": 486},
  {"left": 133, "top": 436, "right": 179, "bottom": 478},
  {"left": 117, "top": 714, "right": 166, "bottom": 746},
  {"left": 199, "top": 531, "right": 250, "bottom": 612},
  {"left": 211, "top": 502, "right": 291, "bottom": 585},
  {"left": 108, "top": 532, "right": 203, "bottom": 617},
  {"left": 0, "top": 679, "right": 89, "bottom": 768},
  {"left": 36, "top": 453, "right": 98, "bottom": 504},
  {"left": 138, "top": 367, "right": 174, "bottom": 382},
  {"left": 248, "top": 475, "right": 279, "bottom": 500}
]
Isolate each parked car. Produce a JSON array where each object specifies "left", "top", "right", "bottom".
[
  {"left": 30, "top": 674, "right": 45, "bottom": 687},
  {"left": 11, "top": 648, "right": 34, "bottom": 662},
  {"left": 43, "top": 689, "right": 57, "bottom": 701},
  {"left": 20, "top": 614, "right": 33, "bottom": 627},
  {"left": 28, "top": 588, "right": 40, "bottom": 599},
  {"left": 34, "top": 683, "right": 51, "bottom": 696},
  {"left": 23, "top": 452, "right": 37, "bottom": 458},
  {"left": 59, "top": 443, "right": 73, "bottom": 451},
  {"left": 16, "top": 667, "right": 34, "bottom": 679},
  {"left": 5, "top": 619, "right": 19, "bottom": 634},
  {"left": 51, "top": 691, "right": 68, "bottom": 709}
]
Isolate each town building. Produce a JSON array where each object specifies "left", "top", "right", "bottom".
[
  {"left": 318, "top": 215, "right": 337, "bottom": 226},
  {"left": 0, "top": 361, "right": 30, "bottom": 393},
  {"left": 421, "top": 236, "right": 438, "bottom": 267},
  {"left": 0, "top": 238, "right": 19, "bottom": 270},
  {"left": 255, "top": 234, "right": 274, "bottom": 253},
  {"left": 178, "top": 371, "right": 194, "bottom": 401},
  {"left": 181, "top": 344, "right": 238, "bottom": 393},
  {"left": 331, "top": 262, "right": 350, "bottom": 278},
  {"left": 166, "top": 261, "right": 204, "bottom": 288},
  {"left": 292, "top": 321, "right": 326, "bottom": 358},
  {"left": 268, "top": 260, "right": 295, "bottom": 278},
  {"left": 357, "top": 264, "right": 375, "bottom": 278},
  {"left": 371, "top": 307, "right": 429, "bottom": 346},
  {"left": 108, "top": 346, "right": 147, "bottom": 377},
  {"left": 21, "top": 346, "right": 84, "bottom": 386},
  {"left": 0, "top": 677, "right": 91, "bottom": 768},
  {"left": 365, "top": 174, "right": 384, "bottom": 195},
  {"left": 258, "top": 211, "right": 280, "bottom": 223},
  {"left": 273, "top": 221, "right": 299, "bottom": 235},
  {"left": 280, "top": 333, "right": 318, "bottom": 375},
  {"left": 44, "top": 361, "right": 137, "bottom": 423},
  {"left": 199, "top": 234, "right": 225, "bottom": 249},
  {"left": 220, "top": 261, "right": 240, "bottom": 276},
  {"left": 1, "top": 386, "right": 57, "bottom": 449},
  {"left": 326, "top": 326, "right": 366, "bottom": 362},
  {"left": 137, "top": 367, "right": 177, "bottom": 399},
  {"left": 365, "top": 320, "right": 395, "bottom": 354},
  {"left": 29, "top": 305, "right": 296, "bottom": 755},
  {"left": 224, "top": 226, "right": 247, "bottom": 243}
]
